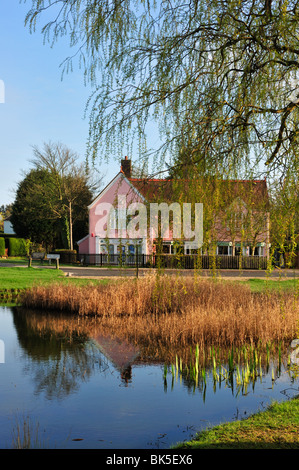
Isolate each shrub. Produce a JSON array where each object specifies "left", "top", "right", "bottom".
[
  {"left": 0, "top": 237, "right": 5, "bottom": 256},
  {"left": 8, "top": 238, "right": 28, "bottom": 256},
  {"left": 53, "top": 249, "right": 77, "bottom": 264}
]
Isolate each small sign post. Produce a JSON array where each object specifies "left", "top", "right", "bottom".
[{"left": 47, "top": 254, "right": 60, "bottom": 269}]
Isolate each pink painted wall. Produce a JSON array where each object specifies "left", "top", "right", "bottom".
[
  {"left": 77, "top": 236, "right": 89, "bottom": 254},
  {"left": 88, "top": 173, "right": 144, "bottom": 254},
  {"left": 78, "top": 172, "right": 270, "bottom": 256}
]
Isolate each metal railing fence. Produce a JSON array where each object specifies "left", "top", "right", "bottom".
[{"left": 77, "top": 253, "right": 269, "bottom": 269}]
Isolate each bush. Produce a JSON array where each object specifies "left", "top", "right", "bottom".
[
  {"left": 8, "top": 238, "right": 28, "bottom": 256},
  {"left": 0, "top": 237, "right": 5, "bottom": 257},
  {"left": 53, "top": 249, "right": 77, "bottom": 264}
]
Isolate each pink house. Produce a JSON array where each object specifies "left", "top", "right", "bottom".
[
  {"left": 77, "top": 158, "right": 270, "bottom": 259},
  {"left": 77, "top": 157, "right": 149, "bottom": 256}
]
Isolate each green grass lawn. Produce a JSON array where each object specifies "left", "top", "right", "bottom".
[
  {"left": 173, "top": 398, "right": 299, "bottom": 449},
  {"left": 0, "top": 266, "right": 64, "bottom": 290},
  {"left": 0, "top": 265, "right": 298, "bottom": 292},
  {"left": 0, "top": 266, "right": 109, "bottom": 291},
  {"left": 244, "top": 277, "right": 299, "bottom": 292},
  {"left": 0, "top": 257, "right": 28, "bottom": 264}
]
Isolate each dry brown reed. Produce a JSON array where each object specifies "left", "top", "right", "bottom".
[{"left": 21, "top": 273, "right": 299, "bottom": 350}]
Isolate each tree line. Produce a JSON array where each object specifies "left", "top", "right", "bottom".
[
  {"left": 4, "top": 141, "right": 298, "bottom": 264},
  {"left": 9, "top": 1, "right": 299, "bottom": 260},
  {"left": 10, "top": 142, "right": 99, "bottom": 252}
]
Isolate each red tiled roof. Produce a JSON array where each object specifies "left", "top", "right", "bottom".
[
  {"left": 129, "top": 178, "right": 175, "bottom": 201},
  {"left": 129, "top": 177, "right": 269, "bottom": 206}
]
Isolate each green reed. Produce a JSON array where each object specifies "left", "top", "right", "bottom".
[{"left": 165, "top": 342, "right": 294, "bottom": 398}]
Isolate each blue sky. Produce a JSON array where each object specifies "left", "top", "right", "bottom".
[{"left": 0, "top": 1, "right": 135, "bottom": 206}]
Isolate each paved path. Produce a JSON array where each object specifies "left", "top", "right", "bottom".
[
  {"left": 1, "top": 262, "right": 298, "bottom": 279},
  {"left": 59, "top": 266, "right": 299, "bottom": 280}
]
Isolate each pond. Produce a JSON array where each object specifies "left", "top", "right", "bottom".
[{"left": 0, "top": 305, "right": 298, "bottom": 449}]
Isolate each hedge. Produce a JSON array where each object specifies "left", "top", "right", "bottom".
[
  {"left": 8, "top": 238, "right": 27, "bottom": 256},
  {"left": 53, "top": 249, "right": 77, "bottom": 264},
  {"left": 0, "top": 238, "right": 5, "bottom": 257}
]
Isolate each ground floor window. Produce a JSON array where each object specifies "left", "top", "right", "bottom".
[
  {"left": 249, "top": 246, "right": 261, "bottom": 256},
  {"left": 128, "top": 244, "right": 135, "bottom": 255},
  {"left": 99, "top": 243, "right": 115, "bottom": 255},
  {"left": 217, "top": 245, "right": 230, "bottom": 255},
  {"left": 235, "top": 246, "right": 242, "bottom": 256},
  {"left": 114, "top": 244, "right": 143, "bottom": 255},
  {"left": 100, "top": 244, "right": 108, "bottom": 254}
]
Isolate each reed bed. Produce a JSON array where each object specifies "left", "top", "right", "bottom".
[
  {"left": 21, "top": 273, "right": 299, "bottom": 350},
  {"left": 18, "top": 307, "right": 298, "bottom": 399},
  {"left": 23, "top": 273, "right": 246, "bottom": 316},
  {"left": 166, "top": 342, "right": 298, "bottom": 398}
]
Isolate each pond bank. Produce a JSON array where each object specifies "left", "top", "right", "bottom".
[
  {"left": 1, "top": 266, "right": 299, "bottom": 449},
  {"left": 173, "top": 397, "right": 299, "bottom": 449},
  {"left": 2, "top": 304, "right": 298, "bottom": 450},
  {"left": 0, "top": 288, "right": 24, "bottom": 302}
]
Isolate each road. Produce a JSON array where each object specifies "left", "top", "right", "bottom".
[
  {"left": 59, "top": 266, "right": 299, "bottom": 279},
  {"left": 1, "top": 262, "right": 298, "bottom": 279}
]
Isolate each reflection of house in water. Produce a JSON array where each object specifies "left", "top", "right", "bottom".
[{"left": 92, "top": 334, "right": 140, "bottom": 384}]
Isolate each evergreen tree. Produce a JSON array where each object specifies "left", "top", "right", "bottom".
[
  {"left": 11, "top": 142, "right": 96, "bottom": 250},
  {"left": 11, "top": 169, "right": 59, "bottom": 249}
]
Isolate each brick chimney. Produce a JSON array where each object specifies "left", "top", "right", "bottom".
[{"left": 121, "top": 156, "right": 132, "bottom": 178}]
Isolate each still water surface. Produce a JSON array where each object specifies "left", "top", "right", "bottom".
[{"left": 0, "top": 305, "right": 298, "bottom": 449}]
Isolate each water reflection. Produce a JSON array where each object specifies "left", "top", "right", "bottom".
[
  {"left": 12, "top": 307, "right": 143, "bottom": 396},
  {"left": 1, "top": 306, "right": 298, "bottom": 449},
  {"left": 11, "top": 306, "right": 299, "bottom": 399},
  {"left": 92, "top": 334, "right": 140, "bottom": 384},
  {"left": 12, "top": 309, "right": 106, "bottom": 399}
]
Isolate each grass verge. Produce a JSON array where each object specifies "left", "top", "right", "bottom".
[
  {"left": 0, "top": 267, "right": 110, "bottom": 301},
  {"left": 0, "top": 267, "right": 65, "bottom": 290},
  {"left": 0, "top": 256, "right": 28, "bottom": 264},
  {"left": 173, "top": 397, "right": 299, "bottom": 449},
  {"left": 243, "top": 277, "right": 299, "bottom": 293}
]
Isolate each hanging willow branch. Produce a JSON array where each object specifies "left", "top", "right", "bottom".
[{"left": 22, "top": 0, "right": 299, "bottom": 176}]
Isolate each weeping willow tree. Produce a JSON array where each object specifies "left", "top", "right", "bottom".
[
  {"left": 22, "top": 0, "right": 299, "bottom": 270},
  {"left": 23, "top": 0, "right": 299, "bottom": 178},
  {"left": 269, "top": 158, "right": 299, "bottom": 267}
]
